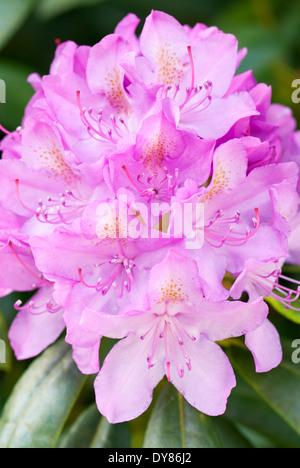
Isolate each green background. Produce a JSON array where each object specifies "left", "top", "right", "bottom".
[{"left": 1, "top": 0, "right": 300, "bottom": 448}]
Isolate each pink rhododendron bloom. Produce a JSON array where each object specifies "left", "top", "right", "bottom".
[
  {"left": 79, "top": 251, "right": 269, "bottom": 422},
  {"left": 1, "top": 10, "right": 300, "bottom": 424}
]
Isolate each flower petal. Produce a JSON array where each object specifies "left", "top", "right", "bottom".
[
  {"left": 72, "top": 342, "right": 100, "bottom": 375},
  {"left": 140, "top": 10, "right": 190, "bottom": 88},
  {"left": 180, "top": 92, "right": 258, "bottom": 139},
  {"left": 245, "top": 319, "right": 282, "bottom": 373},
  {"left": 87, "top": 34, "right": 131, "bottom": 114},
  {"left": 8, "top": 288, "right": 65, "bottom": 360},
  {"left": 171, "top": 335, "right": 236, "bottom": 416},
  {"left": 180, "top": 297, "right": 268, "bottom": 342},
  {"left": 94, "top": 333, "right": 165, "bottom": 423},
  {"left": 148, "top": 249, "right": 203, "bottom": 306}
]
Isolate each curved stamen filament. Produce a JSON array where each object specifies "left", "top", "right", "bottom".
[
  {"left": 15, "top": 179, "right": 84, "bottom": 225},
  {"left": 183, "top": 82, "right": 212, "bottom": 114},
  {"left": 252, "top": 269, "right": 300, "bottom": 311},
  {"left": 0, "top": 123, "right": 11, "bottom": 135},
  {"left": 205, "top": 208, "right": 260, "bottom": 248},
  {"left": 172, "top": 316, "right": 197, "bottom": 342},
  {"left": 122, "top": 165, "right": 143, "bottom": 193},
  {"left": 142, "top": 315, "right": 195, "bottom": 381},
  {"left": 122, "top": 165, "right": 179, "bottom": 202},
  {"left": 14, "top": 298, "right": 62, "bottom": 315},
  {"left": 15, "top": 179, "right": 36, "bottom": 214},
  {"left": 79, "top": 267, "right": 123, "bottom": 294},
  {"left": 78, "top": 255, "right": 135, "bottom": 297},
  {"left": 179, "top": 46, "right": 195, "bottom": 110},
  {"left": 76, "top": 90, "right": 127, "bottom": 144},
  {"left": 146, "top": 322, "right": 162, "bottom": 369},
  {"left": 164, "top": 321, "right": 171, "bottom": 381},
  {"left": 8, "top": 241, "right": 49, "bottom": 286}
]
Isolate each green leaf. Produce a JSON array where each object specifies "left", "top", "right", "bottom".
[
  {"left": 0, "top": 339, "right": 86, "bottom": 448},
  {"left": 266, "top": 297, "right": 300, "bottom": 324},
  {"left": 58, "top": 402, "right": 130, "bottom": 449},
  {"left": 90, "top": 417, "right": 131, "bottom": 448},
  {"left": 57, "top": 404, "right": 101, "bottom": 448},
  {"left": 37, "top": 0, "right": 107, "bottom": 20},
  {"left": 229, "top": 343, "right": 300, "bottom": 438},
  {"left": 143, "top": 383, "right": 222, "bottom": 448},
  {"left": 0, "top": 59, "right": 34, "bottom": 129},
  {"left": 233, "top": 423, "right": 279, "bottom": 448},
  {"left": 0, "top": 0, "right": 38, "bottom": 51},
  {"left": 225, "top": 377, "right": 300, "bottom": 448},
  {"left": 214, "top": 417, "right": 253, "bottom": 448}
]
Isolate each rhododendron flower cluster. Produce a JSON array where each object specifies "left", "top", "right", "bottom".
[{"left": 1, "top": 10, "right": 300, "bottom": 423}]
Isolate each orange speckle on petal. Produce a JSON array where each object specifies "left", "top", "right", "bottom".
[{"left": 156, "top": 43, "right": 186, "bottom": 88}]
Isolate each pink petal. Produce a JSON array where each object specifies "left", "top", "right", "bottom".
[
  {"left": 87, "top": 34, "right": 131, "bottom": 114},
  {"left": 180, "top": 297, "right": 268, "bottom": 342},
  {"left": 21, "top": 118, "right": 77, "bottom": 186},
  {"left": 140, "top": 10, "right": 190, "bottom": 88},
  {"left": 72, "top": 342, "right": 100, "bottom": 375},
  {"left": 180, "top": 92, "right": 258, "bottom": 139},
  {"left": 202, "top": 139, "right": 248, "bottom": 208},
  {"left": 94, "top": 333, "right": 165, "bottom": 423},
  {"left": 30, "top": 231, "right": 110, "bottom": 282},
  {"left": 63, "top": 282, "right": 120, "bottom": 347},
  {"left": 0, "top": 242, "right": 45, "bottom": 291},
  {"left": 148, "top": 249, "right": 203, "bottom": 306},
  {"left": 171, "top": 335, "right": 236, "bottom": 416},
  {"left": 80, "top": 307, "right": 153, "bottom": 341},
  {"left": 192, "top": 31, "right": 238, "bottom": 97},
  {"left": 191, "top": 245, "right": 229, "bottom": 301},
  {"left": 245, "top": 319, "right": 282, "bottom": 373},
  {"left": 0, "top": 158, "right": 65, "bottom": 217},
  {"left": 0, "top": 289, "right": 12, "bottom": 298},
  {"left": 50, "top": 41, "right": 78, "bottom": 76},
  {"left": 114, "top": 13, "right": 140, "bottom": 50},
  {"left": 8, "top": 287, "right": 65, "bottom": 360},
  {"left": 134, "top": 110, "right": 186, "bottom": 171}
]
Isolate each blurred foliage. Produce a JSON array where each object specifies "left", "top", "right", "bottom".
[
  {"left": 1, "top": 0, "right": 300, "bottom": 449},
  {"left": 0, "top": 0, "right": 300, "bottom": 128}
]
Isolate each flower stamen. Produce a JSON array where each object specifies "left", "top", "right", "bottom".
[{"left": 8, "top": 241, "right": 49, "bottom": 286}]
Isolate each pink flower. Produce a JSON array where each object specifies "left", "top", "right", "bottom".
[
  {"left": 0, "top": 204, "right": 46, "bottom": 293},
  {"left": 1, "top": 9, "right": 299, "bottom": 423},
  {"left": 172, "top": 139, "right": 297, "bottom": 300},
  {"left": 79, "top": 250, "right": 268, "bottom": 423}
]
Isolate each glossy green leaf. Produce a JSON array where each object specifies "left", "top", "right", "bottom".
[
  {"left": 0, "top": 339, "right": 86, "bottom": 448},
  {"left": 57, "top": 396, "right": 131, "bottom": 448},
  {"left": 37, "top": 0, "right": 107, "bottom": 20},
  {"left": 225, "top": 377, "right": 300, "bottom": 448},
  {"left": 57, "top": 404, "right": 101, "bottom": 448},
  {"left": 143, "top": 383, "right": 222, "bottom": 448},
  {"left": 229, "top": 343, "right": 300, "bottom": 437},
  {"left": 214, "top": 417, "right": 253, "bottom": 448},
  {"left": 90, "top": 417, "right": 131, "bottom": 448},
  {"left": 0, "top": 0, "right": 38, "bottom": 50},
  {"left": 233, "top": 423, "right": 278, "bottom": 448},
  {"left": 266, "top": 297, "right": 300, "bottom": 324}
]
